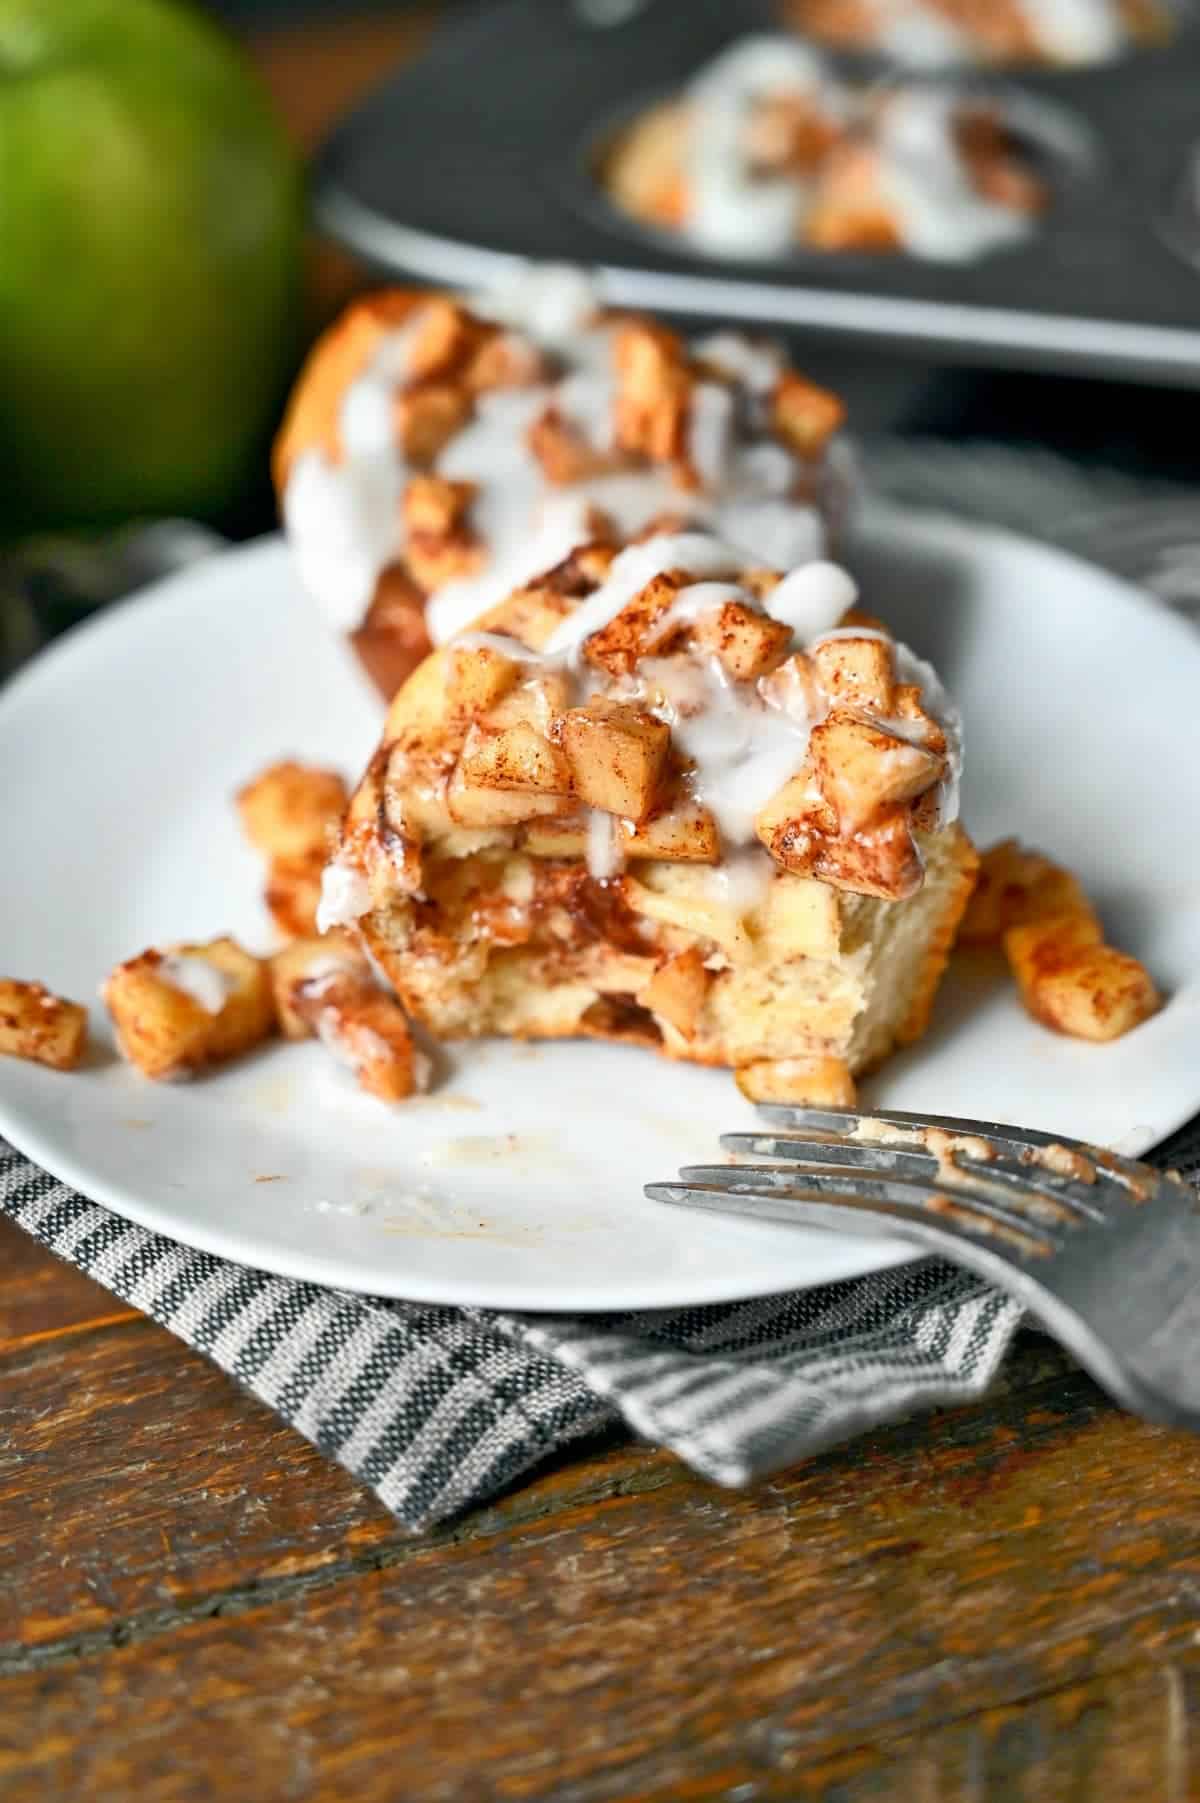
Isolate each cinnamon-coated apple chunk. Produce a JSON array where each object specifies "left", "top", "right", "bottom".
[
  {"left": 619, "top": 799, "right": 721, "bottom": 863},
  {"left": 458, "top": 722, "right": 574, "bottom": 794},
  {"left": 809, "top": 714, "right": 944, "bottom": 834},
  {"left": 736, "top": 1055, "right": 856, "bottom": 1107},
  {"left": 1005, "top": 916, "right": 1160, "bottom": 1043},
  {"left": 104, "top": 938, "right": 274, "bottom": 1081},
  {"left": 264, "top": 852, "right": 325, "bottom": 940},
  {"left": 692, "top": 600, "right": 792, "bottom": 681},
  {"left": 446, "top": 762, "right": 573, "bottom": 828},
  {"left": 556, "top": 699, "right": 670, "bottom": 821},
  {"left": 638, "top": 947, "right": 711, "bottom": 1039},
  {"left": 770, "top": 372, "right": 846, "bottom": 459},
  {"left": 270, "top": 931, "right": 369, "bottom": 1039},
  {"left": 393, "top": 382, "right": 471, "bottom": 464},
  {"left": 810, "top": 634, "right": 895, "bottom": 712},
  {"left": 270, "top": 933, "right": 425, "bottom": 1101},
  {"left": 613, "top": 321, "right": 691, "bottom": 463},
  {"left": 0, "top": 980, "right": 88, "bottom": 1071},
  {"left": 236, "top": 761, "right": 347, "bottom": 864},
  {"left": 445, "top": 642, "right": 521, "bottom": 719},
  {"left": 959, "top": 840, "right": 1096, "bottom": 945}
]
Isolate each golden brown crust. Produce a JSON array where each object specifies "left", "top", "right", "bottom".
[{"left": 895, "top": 824, "right": 979, "bottom": 1046}]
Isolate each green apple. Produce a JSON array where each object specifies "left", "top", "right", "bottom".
[{"left": 0, "top": 0, "right": 304, "bottom": 532}]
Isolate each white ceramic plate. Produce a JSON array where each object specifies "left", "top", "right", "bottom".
[{"left": 2, "top": 515, "right": 1198, "bottom": 1311}]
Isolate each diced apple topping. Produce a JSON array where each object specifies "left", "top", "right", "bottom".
[
  {"left": 808, "top": 714, "right": 944, "bottom": 834},
  {"left": 613, "top": 321, "right": 691, "bottom": 464},
  {"left": 691, "top": 600, "right": 792, "bottom": 680},
  {"left": 402, "top": 475, "right": 477, "bottom": 537},
  {"left": 0, "top": 979, "right": 88, "bottom": 1072},
  {"left": 446, "top": 641, "right": 522, "bottom": 718},
  {"left": 393, "top": 383, "right": 472, "bottom": 464},
  {"left": 103, "top": 938, "right": 274, "bottom": 1081},
  {"left": 556, "top": 699, "right": 670, "bottom": 821},
  {"left": 736, "top": 1055, "right": 856, "bottom": 1106},
  {"left": 638, "top": 947, "right": 711, "bottom": 1039},
  {"left": 619, "top": 799, "right": 721, "bottom": 863},
  {"left": 458, "top": 722, "right": 573, "bottom": 794},
  {"left": 446, "top": 762, "right": 573, "bottom": 828},
  {"left": 770, "top": 372, "right": 846, "bottom": 459},
  {"left": 810, "top": 633, "right": 895, "bottom": 712}
]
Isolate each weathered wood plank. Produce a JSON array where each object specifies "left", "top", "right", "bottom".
[
  {"left": 3, "top": 1348, "right": 1200, "bottom": 1801},
  {"left": 0, "top": 1277, "right": 643, "bottom": 1657}
]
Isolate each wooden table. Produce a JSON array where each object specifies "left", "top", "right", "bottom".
[{"left": 5, "top": 12, "right": 1200, "bottom": 1797}]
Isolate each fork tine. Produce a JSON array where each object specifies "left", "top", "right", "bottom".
[
  {"left": 720, "top": 1132, "right": 1108, "bottom": 1225},
  {"left": 757, "top": 1102, "right": 1086, "bottom": 1157},
  {"left": 667, "top": 1164, "right": 1062, "bottom": 1258},
  {"left": 753, "top": 1105, "right": 1156, "bottom": 1199},
  {"left": 648, "top": 1161, "right": 1052, "bottom": 1262}
]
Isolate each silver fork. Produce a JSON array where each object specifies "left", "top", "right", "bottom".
[{"left": 646, "top": 1105, "right": 1200, "bottom": 1430}]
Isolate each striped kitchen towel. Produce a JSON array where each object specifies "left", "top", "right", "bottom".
[{"left": 3, "top": 1115, "right": 1198, "bottom": 1531}]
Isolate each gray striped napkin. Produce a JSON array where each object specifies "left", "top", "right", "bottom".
[
  {"left": 4, "top": 1122, "right": 1199, "bottom": 1530},
  {"left": 4, "top": 441, "right": 1198, "bottom": 1531}
]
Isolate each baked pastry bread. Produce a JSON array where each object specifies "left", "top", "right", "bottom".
[
  {"left": 318, "top": 531, "right": 978, "bottom": 1105},
  {"left": 783, "top": 0, "right": 1169, "bottom": 67},
  {"left": 274, "top": 268, "right": 848, "bottom": 699},
  {"left": 603, "top": 37, "right": 1046, "bottom": 261}
]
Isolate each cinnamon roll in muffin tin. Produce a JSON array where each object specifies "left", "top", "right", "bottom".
[{"left": 313, "top": 0, "right": 1200, "bottom": 385}]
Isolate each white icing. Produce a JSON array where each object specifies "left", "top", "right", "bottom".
[
  {"left": 720, "top": 498, "right": 824, "bottom": 574},
  {"left": 283, "top": 449, "right": 400, "bottom": 634},
  {"left": 284, "top": 250, "right": 840, "bottom": 644},
  {"left": 555, "top": 368, "right": 617, "bottom": 452},
  {"left": 686, "top": 37, "right": 841, "bottom": 256},
  {"left": 542, "top": 533, "right": 743, "bottom": 663},
  {"left": 692, "top": 332, "right": 785, "bottom": 395},
  {"left": 688, "top": 382, "right": 737, "bottom": 489},
  {"left": 865, "top": 0, "right": 1127, "bottom": 67},
  {"left": 705, "top": 847, "right": 777, "bottom": 916},
  {"left": 317, "top": 859, "right": 373, "bottom": 933},
  {"left": 1019, "top": 0, "right": 1125, "bottom": 62},
  {"left": 769, "top": 560, "right": 858, "bottom": 639},
  {"left": 471, "top": 264, "right": 600, "bottom": 345},
  {"left": 874, "top": 88, "right": 1032, "bottom": 262},
  {"left": 158, "top": 955, "right": 236, "bottom": 1015},
  {"left": 586, "top": 809, "right": 623, "bottom": 881},
  {"left": 672, "top": 666, "right": 815, "bottom": 845},
  {"left": 871, "top": 0, "right": 972, "bottom": 66},
  {"left": 650, "top": 580, "right": 750, "bottom": 646},
  {"left": 894, "top": 641, "right": 963, "bottom": 824}
]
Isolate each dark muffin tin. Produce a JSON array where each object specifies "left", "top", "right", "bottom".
[{"left": 313, "top": 0, "right": 1200, "bottom": 386}]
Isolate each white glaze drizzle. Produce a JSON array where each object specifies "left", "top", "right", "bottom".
[
  {"left": 317, "top": 858, "right": 373, "bottom": 933},
  {"left": 873, "top": 87, "right": 1033, "bottom": 262},
  {"left": 158, "top": 955, "right": 237, "bottom": 1015},
  {"left": 284, "top": 263, "right": 842, "bottom": 643},
  {"left": 686, "top": 37, "right": 843, "bottom": 256}
]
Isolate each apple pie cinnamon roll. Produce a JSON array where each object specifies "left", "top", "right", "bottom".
[
  {"left": 783, "top": 0, "right": 1169, "bottom": 67},
  {"left": 317, "top": 532, "right": 978, "bottom": 1106},
  {"left": 603, "top": 38, "right": 1047, "bottom": 261},
  {"left": 273, "top": 269, "right": 849, "bottom": 700}
]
